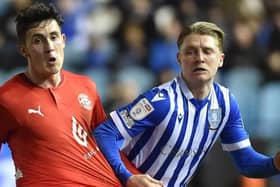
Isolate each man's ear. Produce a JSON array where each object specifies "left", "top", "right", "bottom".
[
  {"left": 19, "top": 45, "right": 29, "bottom": 58},
  {"left": 219, "top": 60, "right": 223, "bottom": 67},
  {"left": 177, "top": 52, "right": 181, "bottom": 65},
  {"left": 62, "top": 33, "right": 66, "bottom": 49},
  {"left": 218, "top": 53, "right": 224, "bottom": 67}
]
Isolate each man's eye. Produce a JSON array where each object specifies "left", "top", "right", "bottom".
[
  {"left": 51, "top": 35, "right": 58, "bottom": 40},
  {"left": 204, "top": 48, "right": 214, "bottom": 54},
  {"left": 185, "top": 50, "right": 194, "bottom": 55},
  {"left": 33, "top": 38, "right": 41, "bottom": 44}
]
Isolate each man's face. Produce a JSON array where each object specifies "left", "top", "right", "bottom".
[
  {"left": 177, "top": 33, "right": 224, "bottom": 87},
  {"left": 20, "top": 19, "right": 66, "bottom": 78}
]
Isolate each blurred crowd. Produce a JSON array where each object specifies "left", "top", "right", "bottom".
[{"left": 0, "top": 0, "right": 279, "bottom": 186}]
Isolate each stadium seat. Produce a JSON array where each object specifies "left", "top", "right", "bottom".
[
  {"left": 258, "top": 82, "right": 280, "bottom": 150},
  {"left": 222, "top": 67, "right": 262, "bottom": 135}
]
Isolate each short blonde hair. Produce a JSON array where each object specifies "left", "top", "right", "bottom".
[{"left": 177, "top": 21, "right": 225, "bottom": 52}]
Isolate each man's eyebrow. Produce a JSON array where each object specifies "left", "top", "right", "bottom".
[
  {"left": 31, "top": 31, "right": 60, "bottom": 38},
  {"left": 49, "top": 31, "right": 60, "bottom": 35},
  {"left": 31, "top": 33, "right": 44, "bottom": 38},
  {"left": 184, "top": 45, "right": 196, "bottom": 50},
  {"left": 30, "top": 34, "right": 45, "bottom": 42},
  {"left": 203, "top": 46, "right": 215, "bottom": 51}
]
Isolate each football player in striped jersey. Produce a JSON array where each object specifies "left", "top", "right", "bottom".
[{"left": 94, "top": 21, "right": 280, "bottom": 187}]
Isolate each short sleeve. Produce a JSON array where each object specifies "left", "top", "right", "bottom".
[
  {"left": 0, "top": 105, "right": 18, "bottom": 143},
  {"left": 110, "top": 88, "right": 170, "bottom": 138},
  {"left": 220, "top": 92, "right": 250, "bottom": 151}
]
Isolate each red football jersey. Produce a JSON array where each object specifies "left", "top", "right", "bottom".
[{"left": 0, "top": 70, "right": 122, "bottom": 187}]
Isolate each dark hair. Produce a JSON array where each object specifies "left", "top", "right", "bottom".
[
  {"left": 15, "top": 2, "right": 64, "bottom": 43},
  {"left": 177, "top": 21, "right": 225, "bottom": 52}
]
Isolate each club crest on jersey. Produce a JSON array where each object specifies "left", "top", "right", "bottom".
[
  {"left": 78, "top": 93, "right": 93, "bottom": 110},
  {"left": 129, "top": 98, "right": 154, "bottom": 120},
  {"left": 208, "top": 108, "right": 221, "bottom": 130}
]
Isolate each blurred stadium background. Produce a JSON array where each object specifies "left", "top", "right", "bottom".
[{"left": 0, "top": 0, "right": 279, "bottom": 186}]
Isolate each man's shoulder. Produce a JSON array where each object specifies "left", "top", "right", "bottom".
[
  {"left": 0, "top": 73, "right": 28, "bottom": 107},
  {"left": 213, "top": 82, "right": 230, "bottom": 94},
  {"left": 0, "top": 73, "right": 25, "bottom": 93}
]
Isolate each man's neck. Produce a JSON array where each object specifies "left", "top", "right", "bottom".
[
  {"left": 24, "top": 70, "right": 62, "bottom": 88},
  {"left": 184, "top": 78, "right": 213, "bottom": 100}
]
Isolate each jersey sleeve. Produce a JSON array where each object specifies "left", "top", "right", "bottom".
[
  {"left": 230, "top": 147, "right": 279, "bottom": 177},
  {"left": 110, "top": 87, "right": 170, "bottom": 139},
  {"left": 220, "top": 92, "right": 251, "bottom": 152},
  {"left": 0, "top": 105, "right": 18, "bottom": 144},
  {"left": 94, "top": 119, "right": 132, "bottom": 184}
]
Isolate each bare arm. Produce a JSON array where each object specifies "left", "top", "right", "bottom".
[{"left": 126, "top": 174, "right": 163, "bottom": 187}]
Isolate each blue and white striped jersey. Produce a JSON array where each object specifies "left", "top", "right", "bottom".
[{"left": 110, "top": 74, "right": 251, "bottom": 187}]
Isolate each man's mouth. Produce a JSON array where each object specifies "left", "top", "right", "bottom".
[
  {"left": 48, "top": 57, "right": 56, "bottom": 64},
  {"left": 193, "top": 67, "right": 206, "bottom": 72}
]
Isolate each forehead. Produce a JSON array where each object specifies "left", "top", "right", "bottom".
[
  {"left": 182, "top": 33, "right": 219, "bottom": 49},
  {"left": 26, "top": 19, "right": 61, "bottom": 37}
]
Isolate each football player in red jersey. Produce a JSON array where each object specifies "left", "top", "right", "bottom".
[{"left": 0, "top": 2, "right": 123, "bottom": 187}]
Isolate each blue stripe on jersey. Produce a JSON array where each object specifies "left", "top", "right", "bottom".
[
  {"left": 179, "top": 100, "right": 212, "bottom": 186},
  {"left": 154, "top": 95, "right": 188, "bottom": 179},
  {"left": 138, "top": 81, "right": 178, "bottom": 172},
  {"left": 168, "top": 101, "right": 203, "bottom": 187}
]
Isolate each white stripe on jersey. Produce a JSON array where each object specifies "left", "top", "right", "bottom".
[
  {"left": 222, "top": 139, "right": 251, "bottom": 152},
  {"left": 173, "top": 102, "right": 209, "bottom": 186}
]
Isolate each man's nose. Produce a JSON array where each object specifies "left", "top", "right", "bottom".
[
  {"left": 45, "top": 39, "right": 54, "bottom": 52},
  {"left": 196, "top": 50, "right": 205, "bottom": 62}
]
